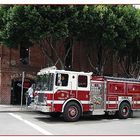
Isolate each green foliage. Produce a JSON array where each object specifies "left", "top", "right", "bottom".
[
  {"left": 112, "top": 5, "right": 140, "bottom": 48},
  {"left": 0, "top": 5, "right": 140, "bottom": 76},
  {"left": 1, "top": 5, "right": 139, "bottom": 49},
  {"left": 0, "top": 6, "right": 39, "bottom": 47}
]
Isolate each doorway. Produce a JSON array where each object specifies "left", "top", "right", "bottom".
[{"left": 11, "top": 78, "right": 34, "bottom": 105}]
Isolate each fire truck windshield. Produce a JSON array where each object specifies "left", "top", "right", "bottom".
[{"left": 35, "top": 73, "right": 54, "bottom": 91}]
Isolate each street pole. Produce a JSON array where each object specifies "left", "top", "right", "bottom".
[{"left": 21, "top": 71, "right": 25, "bottom": 110}]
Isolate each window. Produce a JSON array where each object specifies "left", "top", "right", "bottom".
[
  {"left": 36, "top": 73, "right": 54, "bottom": 91},
  {"left": 64, "top": 38, "right": 72, "bottom": 70},
  {"left": 78, "top": 75, "right": 87, "bottom": 87},
  {"left": 55, "top": 74, "right": 69, "bottom": 87},
  {"left": 20, "top": 47, "right": 29, "bottom": 65}
]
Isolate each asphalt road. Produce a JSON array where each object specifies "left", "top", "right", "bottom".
[{"left": 0, "top": 110, "right": 140, "bottom": 135}]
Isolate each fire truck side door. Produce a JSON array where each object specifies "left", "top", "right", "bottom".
[
  {"left": 90, "top": 81, "right": 104, "bottom": 110},
  {"left": 77, "top": 75, "right": 90, "bottom": 101},
  {"left": 54, "top": 73, "right": 77, "bottom": 99}
]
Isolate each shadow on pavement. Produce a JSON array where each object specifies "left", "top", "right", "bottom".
[
  {"left": 34, "top": 111, "right": 140, "bottom": 124},
  {"left": 34, "top": 113, "right": 119, "bottom": 124}
]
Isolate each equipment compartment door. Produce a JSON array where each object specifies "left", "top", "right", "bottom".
[{"left": 90, "top": 82, "right": 104, "bottom": 110}]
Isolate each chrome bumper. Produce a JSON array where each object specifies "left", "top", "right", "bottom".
[{"left": 33, "top": 104, "right": 51, "bottom": 113}]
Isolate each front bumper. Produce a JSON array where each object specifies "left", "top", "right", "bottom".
[{"left": 33, "top": 104, "right": 51, "bottom": 113}]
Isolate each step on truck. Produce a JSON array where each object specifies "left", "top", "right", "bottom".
[{"left": 33, "top": 66, "right": 140, "bottom": 122}]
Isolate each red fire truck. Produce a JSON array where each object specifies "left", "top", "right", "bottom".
[{"left": 33, "top": 66, "right": 140, "bottom": 122}]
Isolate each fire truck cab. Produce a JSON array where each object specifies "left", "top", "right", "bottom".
[{"left": 33, "top": 66, "right": 140, "bottom": 122}]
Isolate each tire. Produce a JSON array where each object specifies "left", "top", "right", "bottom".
[
  {"left": 63, "top": 102, "right": 82, "bottom": 122},
  {"left": 117, "top": 102, "right": 131, "bottom": 119},
  {"left": 50, "top": 112, "right": 61, "bottom": 118}
]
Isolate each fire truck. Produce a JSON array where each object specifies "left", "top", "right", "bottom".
[{"left": 33, "top": 66, "right": 140, "bottom": 122}]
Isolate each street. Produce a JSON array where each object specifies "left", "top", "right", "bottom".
[{"left": 0, "top": 110, "right": 140, "bottom": 135}]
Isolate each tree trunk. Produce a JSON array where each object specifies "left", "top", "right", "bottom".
[
  {"left": 97, "top": 44, "right": 103, "bottom": 75},
  {"left": 39, "top": 40, "right": 55, "bottom": 67}
]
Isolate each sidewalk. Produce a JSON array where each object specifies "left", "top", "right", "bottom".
[{"left": 0, "top": 104, "right": 34, "bottom": 112}]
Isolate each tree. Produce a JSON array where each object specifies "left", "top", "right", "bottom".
[
  {"left": 71, "top": 5, "right": 140, "bottom": 77},
  {"left": 68, "top": 5, "right": 118, "bottom": 75},
  {"left": 0, "top": 5, "right": 140, "bottom": 77},
  {"left": 112, "top": 5, "right": 140, "bottom": 78},
  {"left": 0, "top": 5, "right": 71, "bottom": 69}
]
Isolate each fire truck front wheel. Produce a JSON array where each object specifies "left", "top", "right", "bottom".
[
  {"left": 117, "top": 102, "right": 131, "bottom": 119},
  {"left": 63, "top": 102, "right": 82, "bottom": 122}
]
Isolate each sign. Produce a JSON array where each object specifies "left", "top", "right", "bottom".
[{"left": 11, "top": 73, "right": 36, "bottom": 80}]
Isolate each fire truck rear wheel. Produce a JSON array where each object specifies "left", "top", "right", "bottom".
[
  {"left": 117, "top": 102, "right": 131, "bottom": 119},
  {"left": 63, "top": 102, "right": 81, "bottom": 122}
]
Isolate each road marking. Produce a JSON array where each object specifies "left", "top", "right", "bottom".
[
  {"left": 8, "top": 113, "right": 53, "bottom": 135},
  {"left": 112, "top": 119, "right": 119, "bottom": 121}
]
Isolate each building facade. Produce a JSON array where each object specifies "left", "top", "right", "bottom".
[
  {"left": 0, "top": 45, "right": 46, "bottom": 104},
  {"left": 0, "top": 41, "right": 119, "bottom": 105}
]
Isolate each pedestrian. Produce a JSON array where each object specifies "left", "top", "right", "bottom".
[{"left": 26, "top": 84, "right": 34, "bottom": 106}]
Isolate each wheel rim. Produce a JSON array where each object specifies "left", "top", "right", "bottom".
[
  {"left": 122, "top": 106, "right": 129, "bottom": 116},
  {"left": 68, "top": 106, "right": 78, "bottom": 119}
]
